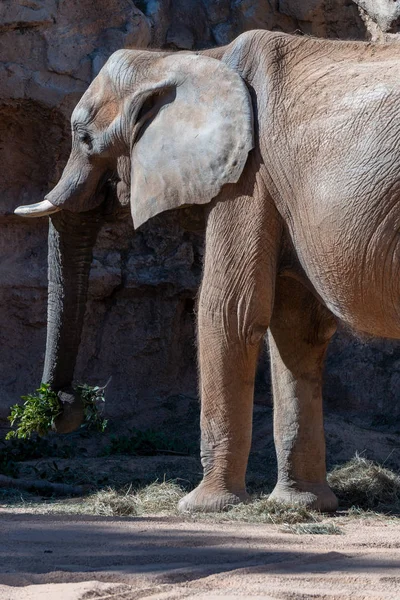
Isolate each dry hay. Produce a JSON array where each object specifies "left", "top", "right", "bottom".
[
  {"left": 89, "top": 480, "right": 184, "bottom": 516},
  {"left": 3, "top": 454, "right": 400, "bottom": 522},
  {"left": 201, "top": 497, "right": 319, "bottom": 525},
  {"left": 328, "top": 454, "right": 400, "bottom": 511},
  {"left": 89, "top": 485, "right": 319, "bottom": 524},
  {"left": 281, "top": 522, "right": 344, "bottom": 535}
]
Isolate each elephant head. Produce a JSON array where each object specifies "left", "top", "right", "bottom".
[{"left": 15, "top": 48, "right": 253, "bottom": 431}]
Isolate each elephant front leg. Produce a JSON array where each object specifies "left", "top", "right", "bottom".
[
  {"left": 268, "top": 277, "right": 338, "bottom": 512},
  {"left": 178, "top": 184, "right": 281, "bottom": 512},
  {"left": 178, "top": 306, "right": 261, "bottom": 511}
]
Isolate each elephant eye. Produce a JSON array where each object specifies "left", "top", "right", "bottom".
[{"left": 78, "top": 132, "right": 92, "bottom": 149}]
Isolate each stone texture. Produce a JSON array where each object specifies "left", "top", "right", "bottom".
[
  {"left": 354, "top": 0, "right": 400, "bottom": 42},
  {"left": 355, "top": 0, "right": 400, "bottom": 33},
  {"left": 1, "top": 0, "right": 400, "bottom": 428},
  {"left": 325, "top": 330, "right": 400, "bottom": 417},
  {"left": 146, "top": 0, "right": 366, "bottom": 49},
  {"left": 279, "top": 0, "right": 323, "bottom": 21}
]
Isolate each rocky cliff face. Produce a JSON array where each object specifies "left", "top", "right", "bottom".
[
  {"left": 149, "top": 0, "right": 366, "bottom": 48},
  {"left": 1, "top": 0, "right": 399, "bottom": 425}
]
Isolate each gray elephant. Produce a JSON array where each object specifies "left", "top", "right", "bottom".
[{"left": 16, "top": 30, "right": 400, "bottom": 512}]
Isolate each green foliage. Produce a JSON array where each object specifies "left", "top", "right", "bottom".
[
  {"left": 0, "top": 446, "right": 19, "bottom": 477},
  {"left": 26, "top": 460, "right": 93, "bottom": 486},
  {"left": 6, "top": 383, "right": 61, "bottom": 440},
  {"left": 1, "top": 437, "right": 75, "bottom": 462},
  {"left": 30, "top": 461, "right": 73, "bottom": 483},
  {"left": 0, "top": 436, "right": 79, "bottom": 477},
  {"left": 6, "top": 382, "right": 108, "bottom": 440},
  {"left": 75, "top": 382, "right": 108, "bottom": 433},
  {"left": 103, "top": 428, "right": 192, "bottom": 457}
]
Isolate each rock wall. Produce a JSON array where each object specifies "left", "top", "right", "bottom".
[
  {"left": 1, "top": 0, "right": 400, "bottom": 426},
  {"left": 148, "top": 0, "right": 366, "bottom": 48}
]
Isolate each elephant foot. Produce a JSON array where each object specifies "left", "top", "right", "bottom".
[
  {"left": 178, "top": 482, "right": 250, "bottom": 513},
  {"left": 269, "top": 480, "right": 338, "bottom": 513},
  {"left": 53, "top": 388, "right": 84, "bottom": 434}
]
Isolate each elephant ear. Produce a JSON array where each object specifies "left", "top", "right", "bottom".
[{"left": 130, "top": 54, "right": 253, "bottom": 228}]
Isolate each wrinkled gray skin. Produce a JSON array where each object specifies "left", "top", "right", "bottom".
[{"left": 16, "top": 30, "right": 400, "bottom": 512}]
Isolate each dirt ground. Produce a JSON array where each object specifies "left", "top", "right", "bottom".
[
  {"left": 1, "top": 408, "right": 400, "bottom": 599},
  {"left": 0, "top": 510, "right": 399, "bottom": 600}
]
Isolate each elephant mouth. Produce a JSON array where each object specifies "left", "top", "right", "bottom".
[
  {"left": 15, "top": 169, "right": 116, "bottom": 218},
  {"left": 101, "top": 174, "right": 131, "bottom": 221}
]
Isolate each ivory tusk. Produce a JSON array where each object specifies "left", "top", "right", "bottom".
[{"left": 14, "top": 200, "right": 61, "bottom": 218}]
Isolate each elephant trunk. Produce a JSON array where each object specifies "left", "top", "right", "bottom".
[
  {"left": 42, "top": 209, "right": 103, "bottom": 431},
  {"left": 43, "top": 210, "right": 102, "bottom": 388}
]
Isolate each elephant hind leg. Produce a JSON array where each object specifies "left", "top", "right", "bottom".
[{"left": 268, "top": 276, "right": 338, "bottom": 512}]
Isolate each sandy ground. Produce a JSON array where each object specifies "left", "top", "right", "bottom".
[{"left": 0, "top": 511, "right": 399, "bottom": 599}]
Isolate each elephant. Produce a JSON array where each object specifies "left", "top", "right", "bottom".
[{"left": 15, "top": 29, "right": 400, "bottom": 513}]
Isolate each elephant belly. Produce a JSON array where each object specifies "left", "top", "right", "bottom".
[
  {"left": 276, "top": 65, "right": 400, "bottom": 339},
  {"left": 289, "top": 187, "right": 400, "bottom": 339}
]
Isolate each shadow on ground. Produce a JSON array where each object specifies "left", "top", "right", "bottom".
[{"left": 0, "top": 513, "right": 399, "bottom": 588}]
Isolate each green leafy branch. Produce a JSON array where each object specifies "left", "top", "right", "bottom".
[
  {"left": 6, "top": 381, "right": 109, "bottom": 440},
  {"left": 75, "top": 381, "right": 109, "bottom": 433}
]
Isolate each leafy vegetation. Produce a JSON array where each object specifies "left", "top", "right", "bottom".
[
  {"left": 26, "top": 461, "right": 88, "bottom": 486},
  {"left": 0, "top": 445, "right": 18, "bottom": 477},
  {"left": 75, "top": 382, "right": 108, "bottom": 433},
  {"left": 103, "top": 428, "right": 193, "bottom": 457},
  {"left": 6, "top": 383, "right": 61, "bottom": 439},
  {"left": 0, "top": 436, "right": 84, "bottom": 477},
  {"left": 6, "top": 382, "right": 108, "bottom": 440}
]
